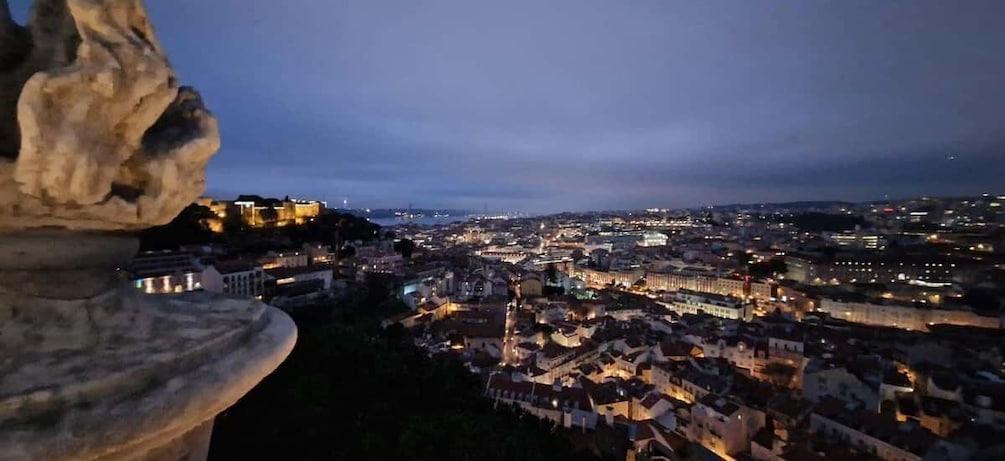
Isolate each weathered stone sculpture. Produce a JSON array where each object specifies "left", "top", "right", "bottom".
[
  {"left": 0, "top": 1, "right": 296, "bottom": 459},
  {"left": 1, "top": 0, "right": 219, "bottom": 229}
]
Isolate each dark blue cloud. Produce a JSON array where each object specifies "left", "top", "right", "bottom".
[{"left": 8, "top": 0, "right": 1005, "bottom": 211}]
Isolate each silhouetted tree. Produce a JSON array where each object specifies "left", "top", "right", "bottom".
[
  {"left": 749, "top": 258, "right": 787, "bottom": 279},
  {"left": 278, "top": 211, "right": 380, "bottom": 245},
  {"left": 544, "top": 263, "right": 559, "bottom": 284},
  {"left": 963, "top": 288, "right": 1003, "bottom": 313},
  {"left": 394, "top": 239, "right": 416, "bottom": 259},
  {"left": 763, "top": 362, "right": 797, "bottom": 387},
  {"left": 332, "top": 216, "right": 349, "bottom": 280},
  {"left": 542, "top": 285, "right": 565, "bottom": 297},
  {"left": 259, "top": 206, "right": 279, "bottom": 225},
  {"left": 222, "top": 207, "right": 244, "bottom": 234},
  {"left": 210, "top": 287, "right": 596, "bottom": 461},
  {"left": 339, "top": 245, "right": 357, "bottom": 259},
  {"left": 138, "top": 204, "right": 216, "bottom": 250}
]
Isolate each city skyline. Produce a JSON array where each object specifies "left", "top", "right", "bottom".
[
  {"left": 10, "top": 0, "right": 1004, "bottom": 212},
  {"left": 202, "top": 192, "right": 1003, "bottom": 215},
  {"left": 5, "top": 1, "right": 1004, "bottom": 460}
]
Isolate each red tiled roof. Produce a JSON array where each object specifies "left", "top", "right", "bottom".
[
  {"left": 648, "top": 422, "right": 687, "bottom": 452},
  {"left": 659, "top": 340, "right": 693, "bottom": 358},
  {"left": 486, "top": 376, "right": 592, "bottom": 410},
  {"left": 640, "top": 393, "right": 662, "bottom": 410}
]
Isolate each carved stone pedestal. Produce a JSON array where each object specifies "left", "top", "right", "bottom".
[
  {"left": 0, "top": 1, "right": 297, "bottom": 458},
  {"left": 0, "top": 232, "right": 296, "bottom": 460}
]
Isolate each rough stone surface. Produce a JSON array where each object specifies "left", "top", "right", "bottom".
[
  {"left": 0, "top": 0, "right": 220, "bottom": 231},
  {"left": 0, "top": 291, "right": 297, "bottom": 461},
  {"left": 0, "top": 2, "right": 294, "bottom": 461},
  {"left": 0, "top": 229, "right": 298, "bottom": 460}
]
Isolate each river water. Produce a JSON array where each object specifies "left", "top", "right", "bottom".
[{"left": 366, "top": 215, "right": 475, "bottom": 227}]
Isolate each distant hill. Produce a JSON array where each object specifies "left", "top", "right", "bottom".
[
  {"left": 345, "top": 208, "right": 476, "bottom": 219},
  {"left": 702, "top": 200, "right": 857, "bottom": 210}
]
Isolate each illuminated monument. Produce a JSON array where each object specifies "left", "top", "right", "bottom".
[{"left": 0, "top": 0, "right": 296, "bottom": 459}]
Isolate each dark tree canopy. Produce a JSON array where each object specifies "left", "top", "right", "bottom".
[
  {"left": 138, "top": 204, "right": 216, "bottom": 250},
  {"left": 258, "top": 206, "right": 279, "bottom": 224},
  {"left": 542, "top": 285, "right": 566, "bottom": 297},
  {"left": 339, "top": 245, "right": 357, "bottom": 259},
  {"left": 209, "top": 289, "right": 597, "bottom": 461},
  {"left": 140, "top": 206, "right": 381, "bottom": 252},
  {"left": 238, "top": 211, "right": 382, "bottom": 252},
  {"left": 748, "top": 258, "right": 787, "bottom": 279},
  {"left": 394, "top": 238, "right": 416, "bottom": 259},
  {"left": 963, "top": 288, "right": 1004, "bottom": 313},
  {"left": 544, "top": 263, "right": 559, "bottom": 284},
  {"left": 288, "top": 211, "right": 381, "bottom": 244},
  {"left": 763, "top": 362, "right": 798, "bottom": 387}
]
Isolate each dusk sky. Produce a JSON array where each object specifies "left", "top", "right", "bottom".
[{"left": 12, "top": 1, "right": 1005, "bottom": 212}]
